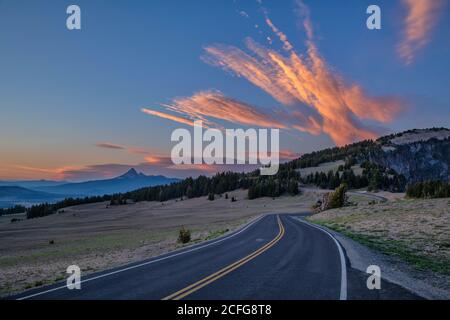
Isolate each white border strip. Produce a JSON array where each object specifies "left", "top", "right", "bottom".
[
  {"left": 291, "top": 216, "right": 348, "bottom": 300},
  {"left": 17, "top": 214, "right": 266, "bottom": 300}
]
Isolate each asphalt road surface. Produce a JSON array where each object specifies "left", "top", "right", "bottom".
[{"left": 12, "top": 214, "right": 420, "bottom": 300}]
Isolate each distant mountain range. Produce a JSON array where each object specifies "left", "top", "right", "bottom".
[
  {"left": 35, "top": 169, "right": 180, "bottom": 196},
  {"left": 0, "top": 186, "right": 67, "bottom": 209},
  {"left": 0, "top": 169, "right": 179, "bottom": 208},
  {"left": 0, "top": 180, "right": 69, "bottom": 188}
]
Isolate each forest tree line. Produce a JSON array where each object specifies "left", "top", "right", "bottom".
[
  {"left": 302, "top": 161, "right": 407, "bottom": 192},
  {"left": 406, "top": 180, "right": 450, "bottom": 199},
  {"left": 0, "top": 205, "right": 26, "bottom": 216},
  {"left": 26, "top": 167, "right": 301, "bottom": 219}
]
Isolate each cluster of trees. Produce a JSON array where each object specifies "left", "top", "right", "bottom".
[
  {"left": 247, "top": 178, "right": 299, "bottom": 199},
  {"left": 122, "top": 171, "right": 247, "bottom": 203},
  {"left": 247, "top": 166, "right": 300, "bottom": 199},
  {"left": 302, "top": 161, "right": 406, "bottom": 192},
  {"left": 289, "top": 140, "right": 378, "bottom": 169},
  {"left": 26, "top": 195, "right": 111, "bottom": 219},
  {"left": 303, "top": 169, "right": 366, "bottom": 190},
  {"left": 0, "top": 205, "right": 26, "bottom": 216},
  {"left": 406, "top": 180, "right": 450, "bottom": 199},
  {"left": 362, "top": 161, "right": 407, "bottom": 192},
  {"left": 376, "top": 127, "right": 448, "bottom": 145},
  {"left": 122, "top": 167, "right": 301, "bottom": 203}
]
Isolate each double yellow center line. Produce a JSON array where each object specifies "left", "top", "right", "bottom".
[{"left": 163, "top": 215, "right": 285, "bottom": 300}]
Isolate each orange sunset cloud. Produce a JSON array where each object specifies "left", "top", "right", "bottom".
[
  {"left": 203, "top": 32, "right": 402, "bottom": 145},
  {"left": 141, "top": 108, "right": 194, "bottom": 127},
  {"left": 398, "top": 0, "right": 445, "bottom": 65},
  {"left": 142, "top": 1, "right": 403, "bottom": 146}
]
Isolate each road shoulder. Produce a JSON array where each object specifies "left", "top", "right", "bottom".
[{"left": 312, "top": 223, "right": 450, "bottom": 299}]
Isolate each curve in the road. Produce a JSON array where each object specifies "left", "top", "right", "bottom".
[
  {"left": 11, "top": 214, "right": 358, "bottom": 300},
  {"left": 290, "top": 217, "right": 347, "bottom": 300}
]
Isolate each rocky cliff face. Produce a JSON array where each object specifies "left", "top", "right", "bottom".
[{"left": 366, "top": 129, "right": 450, "bottom": 183}]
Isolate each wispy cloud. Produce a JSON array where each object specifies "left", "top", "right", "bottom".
[
  {"left": 95, "top": 142, "right": 126, "bottom": 150},
  {"left": 159, "top": 90, "right": 287, "bottom": 129},
  {"left": 140, "top": 1, "right": 403, "bottom": 146},
  {"left": 9, "top": 165, "right": 85, "bottom": 181},
  {"left": 141, "top": 108, "right": 194, "bottom": 126},
  {"left": 398, "top": 0, "right": 445, "bottom": 65},
  {"left": 202, "top": 8, "right": 402, "bottom": 145}
]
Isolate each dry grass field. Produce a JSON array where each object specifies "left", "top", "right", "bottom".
[
  {"left": 309, "top": 197, "right": 450, "bottom": 275},
  {"left": 0, "top": 189, "right": 318, "bottom": 296}
]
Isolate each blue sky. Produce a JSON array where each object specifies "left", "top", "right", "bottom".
[{"left": 0, "top": 0, "right": 449, "bottom": 180}]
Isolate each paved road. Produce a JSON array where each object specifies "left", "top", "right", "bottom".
[
  {"left": 300, "top": 186, "right": 389, "bottom": 202},
  {"left": 12, "top": 214, "right": 420, "bottom": 300}
]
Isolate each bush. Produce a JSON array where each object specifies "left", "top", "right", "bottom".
[
  {"left": 326, "top": 183, "right": 348, "bottom": 209},
  {"left": 178, "top": 227, "right": 191, "bottom": 244}
]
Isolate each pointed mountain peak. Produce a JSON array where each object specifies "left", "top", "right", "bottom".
[{"left": 118, "top": 168, "right": 144, "bottom": 179}]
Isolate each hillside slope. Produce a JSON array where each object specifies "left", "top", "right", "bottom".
[
  {"left": 0, "top": 186, "right": 66, "bottom": 208},
  {"left": 292, "top": 128, "right": 450, "bottom": 184},
  {"left": 367, "top": 129, "right": 450, "bottom": 183}
]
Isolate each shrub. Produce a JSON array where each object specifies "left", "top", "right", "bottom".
[
  {"left": 328, "top": 183, "right": 348, "bottom": 209},
  {"left": 178, "top": 227, "right": 191, "bottom": 244}
]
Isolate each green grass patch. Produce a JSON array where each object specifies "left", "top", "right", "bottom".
[{"left": 204, "top": 229, "right": 229, "bottom": 241}]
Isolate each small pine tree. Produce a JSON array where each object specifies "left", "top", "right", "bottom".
[
  {"left": 327, "top": 183, "right": 348, "bottom": 209},
  {"left": 178, "top": 227, "right": 191, "bottom": 244}
]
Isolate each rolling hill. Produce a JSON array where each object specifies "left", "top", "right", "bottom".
[
  {"left": 0, "top": 186, "right": 67, "bottom": 208},
  {"left": 0, "top": 180, "right": 69, "bottom": 188},
  {"left": 292, "top": 127, "right": 450, "bottom": 184}
]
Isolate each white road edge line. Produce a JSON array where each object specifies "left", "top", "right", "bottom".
[
  {"left": 291, "top": 216, "right": 348, "bottom": 300},
  {"left": 17, "top": 214, "right": 266, "bottom": 300}
]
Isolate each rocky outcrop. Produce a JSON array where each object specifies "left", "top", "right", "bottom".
[{"left": 366, "top": 131, "right": 450, "bottom": 184}]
